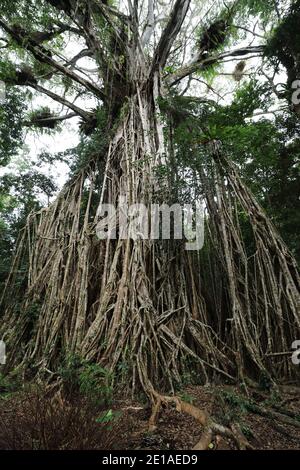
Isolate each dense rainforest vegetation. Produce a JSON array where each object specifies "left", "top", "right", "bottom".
[{"left": 0, "top": 0, "right": 299, "bottom": 451}]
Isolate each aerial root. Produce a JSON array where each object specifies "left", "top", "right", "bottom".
[{"left": 149, "top": 392, "right": 255, "bottom": 450}]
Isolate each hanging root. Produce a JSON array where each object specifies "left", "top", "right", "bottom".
[
  {"left": 0, "top": 87, "right": 234, "bottom": 391},
  {"left": 0, "top": 89, "right": 299, "bottom": 400},
  {"left": 148, "top": 391, "right": 255, "bottom": 450}
]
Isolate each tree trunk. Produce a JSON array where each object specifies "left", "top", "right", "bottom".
[{"left": 0, "top": 0, "right": 299, "bottom": 397}]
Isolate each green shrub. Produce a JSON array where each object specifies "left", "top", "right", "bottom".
[
  {"left": 58, "top": 355, "right": 113, "bottom": 406},
  {"left": 0, "top": 369, "right": 22, "bottom": 395},
  {"left": 79, "top": 363, "right": 113, "bottom": 407}
]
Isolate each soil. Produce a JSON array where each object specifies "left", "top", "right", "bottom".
[{"left": 113, "top": 385, "right": 300, "bottom": 450}]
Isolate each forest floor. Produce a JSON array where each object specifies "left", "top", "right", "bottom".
[
  {"left": 0, "top": 381, "right": 300, "bottom": 450},
  {"left": 113, "top": 385, "right": 300, "bottom": 450}
]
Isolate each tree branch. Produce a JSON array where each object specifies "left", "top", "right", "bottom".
[
  {"left": 24, "top": 112, "right": 78, "bottom": 128},
  {"left": 63, "top": 49, "right": 94, "bottom": 67},
  {"left": 167, "top": 45, "right": 265, "bottom": 86},
  {"left": 30, "top": 83, "right": 92, "bottom": 120},
  {"left": 1, "top": 61, "right": 90, "bottom": 120},
  {"left": 141, "top": 0, "right": 154, "bottom": 45},
  {"left": 151, "top": 0, "right": 191, "bottom": 72},
  {"left": 53, "top": 20, "right": 83, "bottom": 36},
  {"left": 92, "top": 0, "right": 129, "bottom": 21},
  {"left": 0, "top": 19, "right": 106, "bottom": 101}
]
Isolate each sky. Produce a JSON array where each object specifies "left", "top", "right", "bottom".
[{"left": 0, "top": 0, "right": 284, "bottom": 204}]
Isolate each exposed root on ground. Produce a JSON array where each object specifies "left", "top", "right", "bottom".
[{"left": 148, "top": 391, "right": 255, "bottom": 450}]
